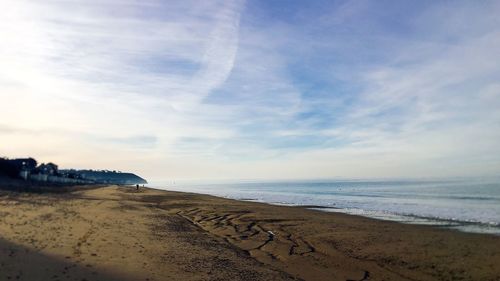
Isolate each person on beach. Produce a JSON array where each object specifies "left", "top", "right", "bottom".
[{"left": 136, "top": 184, "right": 139, "bottom": 190}]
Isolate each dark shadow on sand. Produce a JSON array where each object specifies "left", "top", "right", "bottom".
[{"left": 0, "top": 236, "right": 134, "bottom": 281}]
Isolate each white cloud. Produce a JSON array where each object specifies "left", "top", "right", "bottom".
[
  {"left": 0, "top": 0, "right": 246, "bottom": 172},
  {"left": 1, "top": 0, "right": 499, "bottom": 181}
]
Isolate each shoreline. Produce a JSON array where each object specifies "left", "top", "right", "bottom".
[
  {"left": 176, "top": 188, "right": 500, "bottom": 237},
  {"left": 309, "top": 205, "right": 500, "bottom": 235},
  {"left": 147, "top": 187, "right": 500, "bottom": 236},
  {"left": 0, "top": 185, "right": 499, "bottom": 280},
  {"left": 152, "top": 179, "right": 500, "bottom": 235}
]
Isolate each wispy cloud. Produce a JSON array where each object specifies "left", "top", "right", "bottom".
[{"left": 1, "top": 0, "right": 499, "bottom": 180}]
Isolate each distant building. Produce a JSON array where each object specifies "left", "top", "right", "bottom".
[
  {"left": 2, "top": 156, "right": 147, "bottom": 185},
  {"left": 19, "top": 170, "right": 29, "bottom": 180}
]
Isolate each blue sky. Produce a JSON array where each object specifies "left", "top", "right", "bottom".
[{"left": 1, "top": 0, "right": 499, "bottom": 180}]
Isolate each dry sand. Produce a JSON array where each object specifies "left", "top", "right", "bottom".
[{"left": 0, "top": 185, "right": 499, "bottom": 281}]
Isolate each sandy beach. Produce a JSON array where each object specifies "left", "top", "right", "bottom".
[{"left": 0, "top": 185, "right": 499, "bottom": 281}]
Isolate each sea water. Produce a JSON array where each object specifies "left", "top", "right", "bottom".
[{"left": 151, "top": 178, "right": 500, "bottom": 235}]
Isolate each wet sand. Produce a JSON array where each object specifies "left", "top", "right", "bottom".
[{"left": 0, "top": 185, "right": 499, "bottom": 281}]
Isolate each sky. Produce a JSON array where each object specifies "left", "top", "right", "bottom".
[{"left": 1, "top": 0, "right": 500, "bottom": 181}]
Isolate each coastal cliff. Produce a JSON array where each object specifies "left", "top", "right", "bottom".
[{"left": 0, "top": 157, "right": 147, "bottom": 186}]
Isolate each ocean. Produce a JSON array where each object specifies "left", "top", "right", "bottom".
[{"left": 150, "top": 178, "right": 500, "bottom": 235}]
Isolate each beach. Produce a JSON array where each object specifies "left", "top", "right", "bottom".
[{"left": 0, "top": 185, "right": 499, "bottom": 281}]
